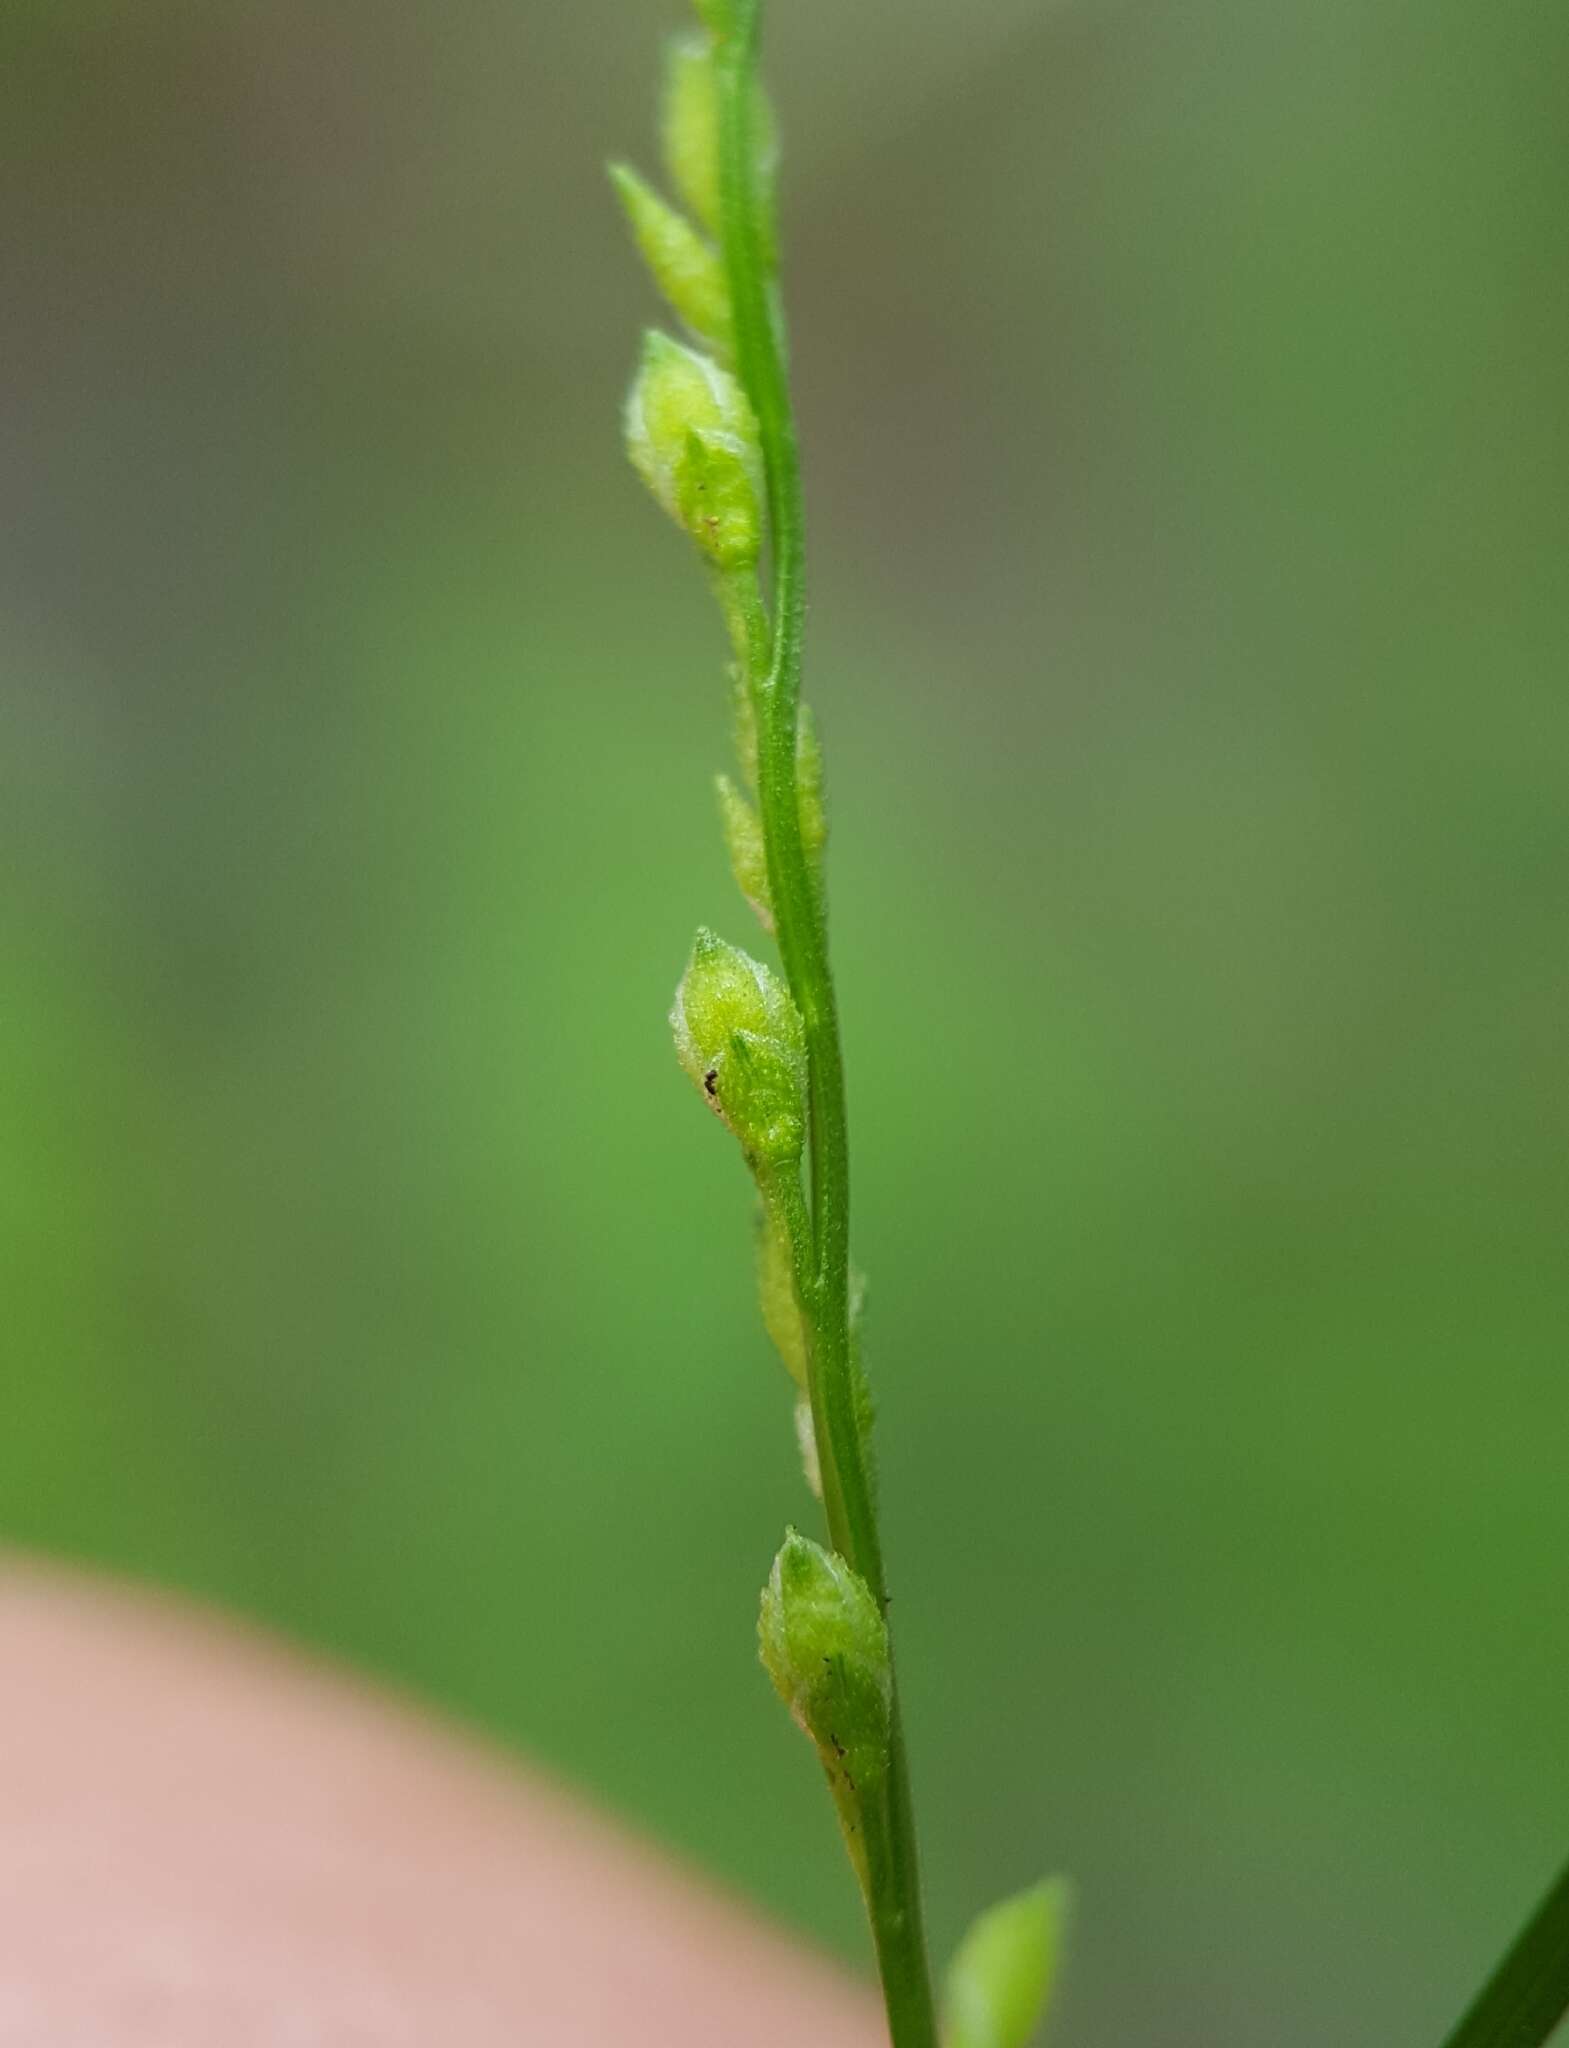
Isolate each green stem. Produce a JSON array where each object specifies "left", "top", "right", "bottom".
[
  {"left": 1439, "top": 1858, "right": 1569, "bottom": 2048},
  {"left": 714, "top": 12, "right": 939, "bottom": 2047}
]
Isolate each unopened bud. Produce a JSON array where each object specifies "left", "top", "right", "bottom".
[
  {"left": 671, "top": 927, "right": 804, "bottom": 1165},
  {"left": 661, "top": 32, "right": 778, "bottom": 244},
  {"left": 716, "top": 772, "right": 771, "bottom": 927},
  {"left": 661, "top": 33, "right": 722, "bottom": 236},
  {"left": 758, "top": 1531, "right": 891, "bottom": 1889},
  {"left": 608, "top": 163, "right": 732, "bottom": 358},
  {"left": 755, "top": 1200, "right": 808, "bottom": 1390},
  {"left": 625, "top": 333, "right": 762, "bottom": 568},
  {"left": 718, "top": 710, "right": 826, "bottom": 925}
]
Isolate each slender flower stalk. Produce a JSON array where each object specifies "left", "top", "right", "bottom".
[
  {"left": 610, "top": 8, "right": 1569, "bottom": 2039},
  {"left": 610, "top": 14, "right": 1569, "bottom": 2046},
  {"left": 612, "top": 6, "right": 1065, "bottom": 2045},
  {"left": 707, "top": 18, "right": 941, "bottom": 2037}
]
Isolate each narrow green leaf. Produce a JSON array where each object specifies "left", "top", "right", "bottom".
[
  {"left": 944, "top": 1879, "right": 1070, "bottom": 2048},
  {"left": 1438, "top": 1857, "right": 1569, "bottom": 2048}
]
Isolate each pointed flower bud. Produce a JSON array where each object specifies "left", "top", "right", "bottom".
[
  {"left": 671, "top": 927, "right": 805, "bottom": 1165},
  {"left": 944, "top": 1879, "right": 1071, "bottom": 2048},
  {"left": 717, "top": 707, "right": 826, "bottom": 929},
  {"left": 660, "top": 32, "right": 778, "bottom": 240},
  {"left": 661, "top": 32, "right": 722, "bottom": 236},
  {"left": 755, "top": 1197, "right": 808, "bottom": 1391},
  {"left": 759, "top": 1531, "right": 891, "bottom": 1889},
  {"left": 608, "top": 162, "right": 732, "bottom": 358},
  {"left": 716, "top": 771, "right": 772, "bottom": 928},
  {"left": 625, "top": 333, "right": 763, "bottom": 568},
  {"left": 755, "top": 1195, "right": 818, "bottom": 1496}
]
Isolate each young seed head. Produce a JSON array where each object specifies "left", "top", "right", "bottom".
[
  {"left": 758, "top": 1530, "right": 891, "bottom": 1889},
  {"left": 671, "top": 927, "right": 805, "bottom": 1165},
  {"left": 625, "top": 332, "right": 762, "bottom": 568},
  {"left": 608, "top": 161, "right": 732, "bottom": 358}
]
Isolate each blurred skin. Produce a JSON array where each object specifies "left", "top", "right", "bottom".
[{"left": 0, "top": 1561, "right": 879, "bottom": 2046}]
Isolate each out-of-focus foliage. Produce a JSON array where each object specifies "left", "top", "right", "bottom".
[
  {"left": 945, "top": 1879, "right": 1069, "bottom": 2048},
  {"left": 2, "top": 4, "right": 1565, "bottom": 2045}
]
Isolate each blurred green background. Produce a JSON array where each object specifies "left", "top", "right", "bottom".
[{"left": 4, "top": 0, "right": 1567, "bottom": 2040}]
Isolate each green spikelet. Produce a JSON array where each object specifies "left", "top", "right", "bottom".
[
  {"left": 759, "top": 1530, "right": 891, "bottom": 1892},
  {"left": 670, "top": 927, "right": 805, "bottom": 1165},
  {"left": 717, "top": 772, "right": 772, "bottom": 927},
  {"left": 609, "top": 163, "right": 732, "bottom": 358},
  {"left": 756, "top": 1200, "right": 808, "bottom": 1390},
  {"left": 624, "top": 332, "right": 761, "bottom": 568}
]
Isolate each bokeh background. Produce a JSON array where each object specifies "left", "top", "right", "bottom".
[{"left": 5, "top": 0, "right": 1567, "bottom": 2041}]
